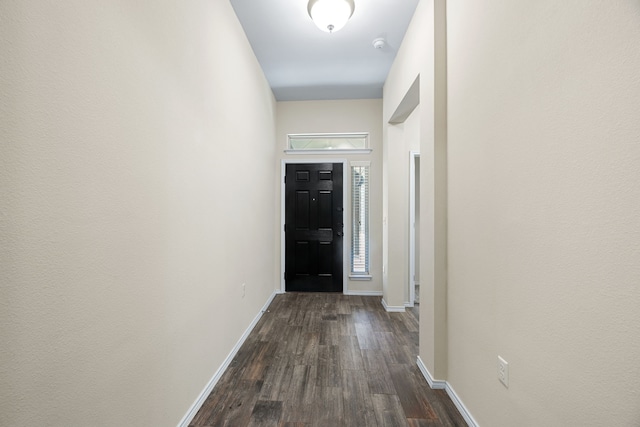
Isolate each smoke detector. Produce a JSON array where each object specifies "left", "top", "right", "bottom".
[{"left": 372, "top": 38, "right": 386, "bottom": 49}]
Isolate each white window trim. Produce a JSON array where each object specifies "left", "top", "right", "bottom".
[
  {"left": 285, "top": 149, "right": 372, "bottom": 155},
  {"left": 350, "top": 160, "right": 371, "bottom": 277},
  {"left": 286, "top": 132, "right": 371, "bottom": 153},
  {"left": 350, "top": 160, "right": 371, "bottom": 167},
  {"left": 349, "top": 274, "right": 372, "bottom": 281}
]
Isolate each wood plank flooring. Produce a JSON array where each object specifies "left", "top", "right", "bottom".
[{"left": 190, "top": 293, "right": 466, "bottom": 427}]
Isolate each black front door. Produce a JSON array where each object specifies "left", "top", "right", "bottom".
[{"left": 285, "top": 163, "right": 343, "bottom": 292}]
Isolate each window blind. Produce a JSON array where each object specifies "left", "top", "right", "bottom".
[{"left": 351, "top": 165, "right": 370, "bottom": 274}]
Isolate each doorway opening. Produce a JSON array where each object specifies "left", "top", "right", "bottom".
[{"left": 409, "top": 152, "right": 420, "bottom": 306}]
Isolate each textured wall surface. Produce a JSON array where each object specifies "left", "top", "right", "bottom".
[
  {"left": 385, "top": 104, "right": 421, "bottom": 307},
  {"left": 384, "top": 0, "right": 640, "bottom": 425},
  {"left": 383, "top": 0, "right": 448, "bottom": 377},
  {"left": 0, "top": 1, "right": 277, "bottom": 425},
  {"left": 446, "top": 1, "right": 640, "bottom": 425}
]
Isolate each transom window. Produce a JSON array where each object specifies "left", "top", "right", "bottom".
[{"left": 287, "top": 133, "right": 369, "bottom": 151}]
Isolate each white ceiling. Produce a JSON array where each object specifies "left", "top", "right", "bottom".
[{"left": 230, "top": 0, "right": 419, "bottom": 101}]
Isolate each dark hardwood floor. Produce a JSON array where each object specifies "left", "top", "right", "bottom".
[{"left": 190, "top": 293, "right": 466, "bottom": 427}]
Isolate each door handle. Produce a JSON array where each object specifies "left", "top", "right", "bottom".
[{"left": 337, "top": 232, "right": 344, "bottom": 237}]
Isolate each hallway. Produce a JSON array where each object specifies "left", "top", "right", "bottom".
[
  {"left": 190, "top": 293, "right": 465, "bottom": 426},
  {"left": 3, "top": 1, "right": 639, "bottom": 425}
]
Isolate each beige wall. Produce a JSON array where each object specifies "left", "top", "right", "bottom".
[
  {"left": 447, "top": 1, "right": 640, "bottom": 425},
  {"left": 406, "top": 107, "right": 421, "bottom": 294},
  {"left": 384, "top": 105, "right": 421, "bottom": 308},
  {"left": 0, "top": 1, "right": 277, "bottom": 426},
  {"left": 276, "top": 99, "right": 383, "bottom": 294},
  {"left": 386, "top": 0, "right": 640, "bottom": 425},
  {"left": 384, "top": 0, "right": 448, "bottom": 376}
]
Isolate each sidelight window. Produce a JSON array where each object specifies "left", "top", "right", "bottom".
[{"left": 351, "top": 163, "right": 370, "bottom": 276}]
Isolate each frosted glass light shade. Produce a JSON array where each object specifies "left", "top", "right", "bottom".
[{"left": 308, "top": 0, "right": 355, "bottom": 33}]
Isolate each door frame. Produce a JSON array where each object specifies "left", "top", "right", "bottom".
[
  {"left": 408, "top": 151, "right": 420, "bottom": 307},
  {"left": 281, "top": 158, "right": 348, "bottom": 293}
]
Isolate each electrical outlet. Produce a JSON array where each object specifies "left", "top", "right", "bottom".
[
  {"left": 242, "top": 283, "right": 246, "bottom": 298},
  {"left": 497, "top": 356, "right": 509, "bottom": 388}
]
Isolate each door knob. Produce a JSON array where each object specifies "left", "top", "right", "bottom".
[{"left": 337, "top": 232, "right": 344, "bottom": 237}]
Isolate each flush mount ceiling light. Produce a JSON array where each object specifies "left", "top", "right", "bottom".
[{"left": 308, "top": 0, "right": 355, "bottom": 33}]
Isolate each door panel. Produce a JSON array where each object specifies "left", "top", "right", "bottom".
[
  {"left": 296, "top": 192, "right": 310, "bottom": 229},
  {"left": 285, "top": 163, "right": 343, "bottom": 292}
]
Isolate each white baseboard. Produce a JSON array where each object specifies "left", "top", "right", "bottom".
[
  {"left": 416, "top": 356, "right": 446, "bottom": 389},
  {"left": 381, "top": 298, "right": 406, "bottom": 312},
  {"left": 416, "top": 356, "right": 479, "bottom": 427},
  {"left": 445, "top": 383, "right": 479, "bottom": 427},
  {"left": 177, "top": 291, "right": 278, "bottom": 427},
  {"left": 344, "top": 290, "right": 383, "bottom": 296}
]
